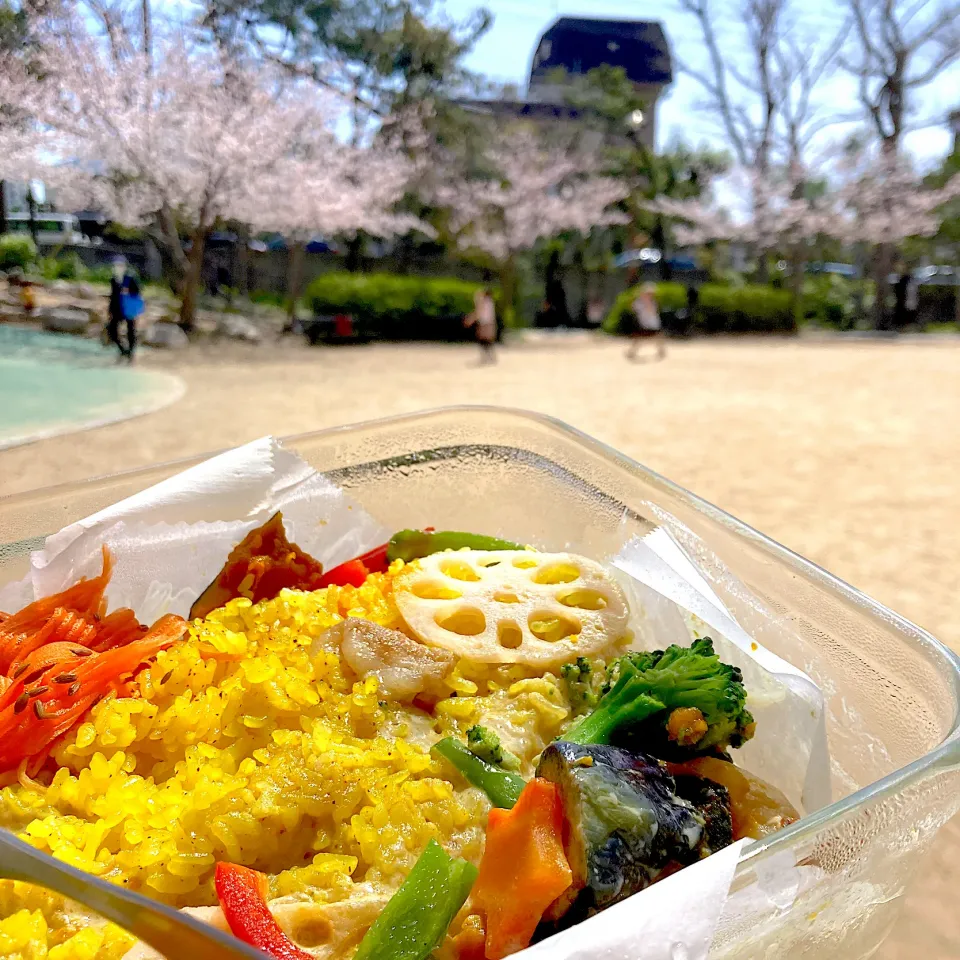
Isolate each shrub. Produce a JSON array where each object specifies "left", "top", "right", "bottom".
[
  {"left": 0, "top": 233, "right": 37, "bottom": 271},
  {"left": 604, "top": 282, "right": 795, "bottom": 335},
  {"left": 800, "top": 274, "right": 874, "bottom": 331},
  {"left": 86, "top": 264, "right": 118, "bottom": 285},
  {"left": 732, "top": 286, "right": 795, "bottom": 332},
  {"left": 249, "top": 290, "right": 287, "bottom": 308},
  {"left": 38, "top": 253, "right": 87, "bottom": 281},
  {"left": 917, "top": 284, "right": 957, "bottom": 326},
  {"left": 305, "top": 272, "right": 486, "bottom": 340}
]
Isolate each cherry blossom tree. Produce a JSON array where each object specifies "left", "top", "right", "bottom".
[
  {"left": 831, "top": 146, "right": 960, "bottom": 246},
  {"left": 245, "top": 135, "right": 426, "bottom": 319},
  {"left": 648, "top": 149, "right": 960, "bottom": 324},
  {"left": 6, "top": 11, "right": 333, "bottom": 329},
  {"left": 831, "top": 145, "right": 960, "bottom": 326},
  {"left": 650, "top": 153, "right": 960, "bottom": 250},
  {"left": 0, "top": 124, "right": 38, "bottom": 183},
  {"left": 434, "top": 128, "right": 628, "bottom": 318},
  {"left": 646, "top": 166, "right": 830, "bottom": 251}
]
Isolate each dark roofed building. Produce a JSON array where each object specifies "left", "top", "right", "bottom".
[
  {"left": 456, "top": 16, "right": 673, "bottom": 150},
  {"left": 530, "top": 17, "right": 673, "bottom": 88},
  {"left": 527, "top": 17, "right": 673, "bottom": 147}
]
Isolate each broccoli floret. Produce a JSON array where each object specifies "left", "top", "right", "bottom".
[
  {"left": 560, "top": 657, "right": 602, "bottom": 715},
  {"left": 563, "top": 637, "right": 755, "bottom": 754},
  {"left": 466, "top": 725, "right": 522, "bottom": 772}
]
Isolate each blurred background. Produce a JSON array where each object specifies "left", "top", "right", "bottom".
[{"left": 0, "top": 0, "right": 958, "bottom": 956}]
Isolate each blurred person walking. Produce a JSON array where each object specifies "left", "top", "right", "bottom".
[
  {"left": 627, "top": 283, "right": 666, "bottom": 362},
  {"left": 107, "top": 257, "right": 142, "bottom": 362},
  {"left": 905, "top": 271, "right": 919, "bottom": 327},
  {"left": 465, "top": 287, "right": 498, "bottom": 365},
  {"left": 586, "top": 293, "right": 606, "bottom": 328}
]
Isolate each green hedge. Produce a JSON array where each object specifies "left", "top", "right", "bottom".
[
  {"left": 700, "top": 285, "right": 794, "bottom": 333},
  {"left": 0, "top": 233, "right": 37, "bottom": 271},
  {"left": 39, "top": 253, "right": 86, "bottom": 281},
  {"left": 604, "top": 282, "right": 795, "bottom": 335},
  {"left": 305, "top": 272, "right": 486, "bottom": 340},
  {"left": 800, "top": 275, "right": 876, "bottom": 331},
  {"left": 917, "top": 284, "right": 957, "bottom": 326}
]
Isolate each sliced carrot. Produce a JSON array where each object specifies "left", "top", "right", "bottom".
[
  {"left": 0, "top": 549, "right": 189, "bottom": 775},
  {"left": 471, "top": 778, "right": 572, "bottom": 960},
  {"left": 7, "top": 610, "right": 97, "bottom": 678},
  {"left": 0, "top": 614, "right": 186, "bottom": 774},
  {"left": 0, "top": 547, "right": 112, "bottom": 672},
  {"left": 3, "top": 616, "right": 63, "bottom": 677},
  {"left": 9, "top": 642, "right": 94, "bottom": 683},
  {"left": 88, "top": 609, "right": 145, "bottom": 652},
  {"left": 52, "top": 609, "right": 99, "bottom": 648}
]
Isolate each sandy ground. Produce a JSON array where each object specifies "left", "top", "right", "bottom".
[{"left": 1, "top": 334, "right": 959, "bottom": 957}]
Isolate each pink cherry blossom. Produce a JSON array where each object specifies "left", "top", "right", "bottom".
[{"left": 435, "top": 129, "right": 628, "bottom": 261}]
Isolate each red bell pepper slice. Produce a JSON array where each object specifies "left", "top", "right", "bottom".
[
  {"left": 318, "top": 542, "right": 390, "bottom": 588},
  {"left": 355, "top": 543, "right": 389, "bottom": 573},
  {"left": 215, "top": 862, "right": 313, "bottom": 960},
  {"left": 319, "top": 558, "right": 369, "bottom": 588}
]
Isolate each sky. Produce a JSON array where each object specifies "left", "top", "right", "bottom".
[{"left": 442, "top": 0, "right": 960, "bottom": 170}]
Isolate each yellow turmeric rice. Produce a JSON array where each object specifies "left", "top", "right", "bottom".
[{"left": 0, "top": 564, "right": 576, "bottom": 960}]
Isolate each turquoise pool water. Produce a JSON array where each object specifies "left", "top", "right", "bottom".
[{"left": 0, "top": 326, "right": 185, "bottom": 450}]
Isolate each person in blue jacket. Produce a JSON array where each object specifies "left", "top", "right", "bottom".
[{"left": 107, "top": 257, "right": 142, "bottom": 361}]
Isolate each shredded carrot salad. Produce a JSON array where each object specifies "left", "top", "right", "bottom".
[{"left": 0, "top": 547, "right": 186, "bottom": 778}]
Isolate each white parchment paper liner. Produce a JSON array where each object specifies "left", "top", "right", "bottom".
[
  {"left": 0, "top": 437, "right": 390, "bottom": 621},
  {"left": 612, "top": 527, "right": 831, "bottom": 813}
]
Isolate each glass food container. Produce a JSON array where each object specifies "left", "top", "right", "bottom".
[{"left": 1, "top": 407, "right": 958, "bottom": 959}]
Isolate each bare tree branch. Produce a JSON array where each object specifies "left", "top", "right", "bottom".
[
  {"left": 676, "top": 0, "right": 751, "bottom": 165},
  {"left": 678, "top": 0, "right": 845, "bottom": 172},
  {"left": 839, "top": 0, "right": 960, "bottom": 152}
]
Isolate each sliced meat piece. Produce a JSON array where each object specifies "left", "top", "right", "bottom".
[
  {"left": 271, "top": 896, "right": 391, "bottom": 956},
  {"left": 123, "top": 896, "right": 391, "bottom": 960},
  {"left": 319, "top": 618, "right": 456, "bottom": 701}
]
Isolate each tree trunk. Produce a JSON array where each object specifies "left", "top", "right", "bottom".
[
  {"left": 27, "top": 186, "right": 38, "bottom": 246},
  {"left": 873, "top": 242, "right": 894, "bottom": 331},
  {"left": 500, "top": 257, "right": 518, "bottom": 330},
  {"left": 152, "top": 204, "right": 190, "bottom": 293},
  {"left": 178, "top": 228, "right": 208, "bottom": 332},
  {"left": 574, "top": 245, "right": 589, "bottom": 326},
  {"left": 141, "top": 0, "right": 151, "bottom": 64},
  {"left": 0, "top": 181, "right": 7, "bottom": 235},
  {"left": 953, "top": 257, "right": 960, "bottom": 328},
  {"left": 652, "top": 217, "right": 670, "bottom": 283},
  {"left": 234, "top": 226, "right": 250, "bottom": 296},
  {"left": 788, "top": 244, "right": 805, "bottom": 328},
  {"left": 345, "top": 235, "right": 362, "bottom": 272},
  {"left": 286, "top": 241, "right": 305, "bottom": 326},
  {"left": 755, "top": 251, "right": 769, "bottom": 284}
]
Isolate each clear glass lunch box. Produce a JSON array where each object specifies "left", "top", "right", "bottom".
[{"left": 1, "top": 407, "right": 958, "bottom": 959}]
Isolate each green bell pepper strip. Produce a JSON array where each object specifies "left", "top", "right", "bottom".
[
  {"left": 432, "top": 737, "right": 526, "bottom": 809},
  {"left": 352, "top": 839, "right": 477, "bottom": 960},
  {"left": 387, "top": 530, "right": 525, "bottom": 563}
]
